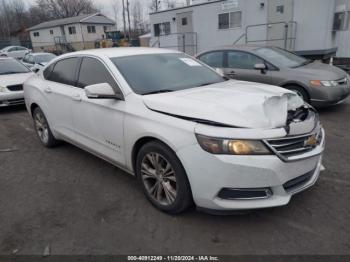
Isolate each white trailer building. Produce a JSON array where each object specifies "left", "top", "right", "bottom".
[{"left": 149, "top": 0, "right": 350, "bottom": 59}]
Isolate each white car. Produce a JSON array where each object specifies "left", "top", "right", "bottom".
[
  {"left": 24, "top": 48, "right": 325, "bottom": 214},
  {"left": 22, "top": 53, "right": 57, "bottom": 72},
  {"left": 0, "top": 57, "right": 34, "bottom": 107},
  {"left": 0, "top": 46, "right": 31, "bottom": 59}
]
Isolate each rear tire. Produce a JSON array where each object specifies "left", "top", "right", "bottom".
[
  {"left": 286, "top": 85, "right": 310, "bottom": 103},
  {"left": 136, "top": 141, "right": 193, "bottom": 214},
  {"left": 32, "top": 107, "right": 59, "bottom": 148}
]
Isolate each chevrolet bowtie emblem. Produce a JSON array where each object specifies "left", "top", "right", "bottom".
[{"left": 304, "top": 135, "right": 318, "bottom": 147}]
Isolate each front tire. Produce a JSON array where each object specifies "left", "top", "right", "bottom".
[
  {"left": 286, "top": 85, "right": 310, "bottom": 103},
  {"left": 32, "top": 107, "right": 59, "bottom": 148},
  {"left": 136, "top": 141, "right": 193, "bottom": 214}
]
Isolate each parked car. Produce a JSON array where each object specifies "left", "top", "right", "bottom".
[
  {"left": 24, "top": 48, "right": 325, "bottom": 214},
  {"left": 0, "top": 46, "right": 31, "bottom": 59},
  {"left": 22, "top": 53, "right": 57, "bottom": 72},
  {"left": 0, "top": 57, "right": 34, "bottom": 107},
  {"left": 196, "top": 45, "right": 350, "bottom": 107}
]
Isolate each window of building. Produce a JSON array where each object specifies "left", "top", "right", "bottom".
[
  {"left": 198, "top": 51, "right": 224, "bottom": 68},
  {"left": 33, "top": 32, "right": 40, "bottom": 37},
  {"left": 48, "top": 58, "right": 80, "bottom": 86},
  {"left": 227, "top": 51, "right": 264, "bottom": 70},
  {"left": 87, "top": 25, "right": 96, "bottom": 34},
  {"left": 276, "top": 5, "right": 284, "bottom": 14},
  {"left": 182, "top": 17, "right": 188, "bottom": 26},
  {"left": 218, "top": 11, "right": 242, "bottom": 29},
  {"left": 77, "top": 57, "right": 120, "bottom": 93},
  {"left": 153, "top": 22, "right": 171, "bottom": 36},
  {"left": 333, "top": 12, "right": 349, "bottom": 31},
  {"left": 50, "top": 30, "right": 54, "bottom": 35},
  {"left": 68, "top": 26, "right": 76, "bottom": 35}
]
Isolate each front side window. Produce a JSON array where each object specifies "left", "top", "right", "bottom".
[
  {"left": 77, "top": 57, "right": 119, "bottom": 92},
  {"left": 111, "top": 53, "right": 225, "bottom": 95},
  {"left": 255, "top": 47, "right": 307, "bottom": 68},
  {"left": 0, "top": 59, "right": 30, "bottom": 75},
  {"left": 227, "top": 51, "right": 264, "bottom": 69},
  {"left": 198, "top": 51, "right": 224, "bottom": 68},
  {"left": 68, "top": 26, "right": 76, "bottom": 35},
  {"left": 47, "top": 58, "right": 80, "bottom": 86}
]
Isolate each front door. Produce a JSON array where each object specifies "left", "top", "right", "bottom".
[
  {"left": 176, "top": 12, "right": 195, "bottom": 55},
  {"left": 267, "top": 0, "right": 294, "bottom": 49},
  {"left": 72, "top": 57, "right": 126, "bottom": 166},
  {"left": 224, "top": 50, "right": 272, "bottom": 84}
]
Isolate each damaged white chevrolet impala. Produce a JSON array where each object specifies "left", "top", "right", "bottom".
[{"left": 24, "top": 48, "right": 325, "bottom": 214}]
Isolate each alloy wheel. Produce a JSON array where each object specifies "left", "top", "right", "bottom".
[
  {"left": 141, "top": 152, "right": 177, "bottom": 206},
  {"left": 34, "top": 110, "right": 49, "bottom": 144}
]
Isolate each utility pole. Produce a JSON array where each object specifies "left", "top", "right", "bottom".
[
  {"left": 126, "top": 0, "right": 132, "bottom": 42},
  {"left": 122, "top": 0, "right": 127, "bottom": 41}
]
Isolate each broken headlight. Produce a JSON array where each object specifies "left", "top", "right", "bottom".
[{"left": 196, "top": 134, "right": 271, "bottom": 155}]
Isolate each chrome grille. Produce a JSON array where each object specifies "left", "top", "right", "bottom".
[{"left": 265, "top": 129, "right": 323, "bottom": 161}]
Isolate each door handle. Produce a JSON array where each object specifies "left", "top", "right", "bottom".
[
  {"left": 44, "top": 87, "right": 52, "bottom": 93},
  {"left": 72, "top": 94, "right": 82, "bottom": 102},
  {"left": 226, "top": 71, "right": 236, "bottom": 76}
]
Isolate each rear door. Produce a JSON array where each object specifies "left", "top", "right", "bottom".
[
  {"left": 224, "top": 50, "right": 273, "bottom": 84},
  {"left": 72, "top": 56, "right": 126, "bottom": 166},
  {"left": 43, "top": 57, "right": 80, "bottom": 140}
]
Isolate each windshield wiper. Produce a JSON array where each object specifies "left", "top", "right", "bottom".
[{"left": 143, "top": 89, "right": 174, "bottom": 95}]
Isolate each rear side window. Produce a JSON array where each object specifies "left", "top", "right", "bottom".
[
  {"left": 77, "top": 57, "right": 119, "bottom": 90},
  {"left": 47, "top": 58, "right": 79, "bottom": 86},
  {"left": 199, "top": 52, "right": 224, "bottom": 68}
]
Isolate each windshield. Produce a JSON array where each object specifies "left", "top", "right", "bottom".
[
  {"left": 255, "top": 47, "right": 308, "bottom": 68},
  {"left": 0, "top": 59, "right": 30, "bottom": 75},
  {"left": 111, "top": 53, "right": 225, "bottom": 95},
  {"left": 35, "top": 54, "right": 56, "bottom": 64}
]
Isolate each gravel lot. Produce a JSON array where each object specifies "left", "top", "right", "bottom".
[{"left": 0, "top": 100, "right": 349, "bottom": 256}]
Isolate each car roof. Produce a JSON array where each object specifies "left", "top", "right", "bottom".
[
  {"left": 196, "top": 45, "right": 273, "bottom": 56},
  {"left": 30, "top": 52, "right": 56, "bottom": 56},
  {"left": 59, "top": 47, "right": 182, "bottom": 59}
]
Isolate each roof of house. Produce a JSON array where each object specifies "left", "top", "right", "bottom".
[{"left": 28, "top": 13, "right": 115, "bottom": 31}]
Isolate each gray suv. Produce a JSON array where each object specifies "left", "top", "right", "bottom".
[{"left": 196, "top": 45, "right": 350, "bottom": 107}]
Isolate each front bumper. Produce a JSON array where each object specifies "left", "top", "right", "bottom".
[
  {"left": 177, "top": 130, "right": 325, "bottom": 211},
  {"left": 0, "top": 91, "right": 24, "bottom": 107},
  {"left": 310, "top": 83, "right": 350, "bottom": 107}
]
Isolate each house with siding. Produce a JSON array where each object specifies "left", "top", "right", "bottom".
[{"left": 28, "top": 13, "right": 115, "bottom": 52}]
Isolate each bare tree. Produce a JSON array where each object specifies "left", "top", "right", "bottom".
[
  {"left": 149, "top": 0, "right": 161, "bottom": 12},
  {"left": 36, "top": 0, "right": 99, "bottom": 19}
]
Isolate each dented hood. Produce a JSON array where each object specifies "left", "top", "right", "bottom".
[{"left": 143, "top": 80, "right": 304, "bottom": 129}]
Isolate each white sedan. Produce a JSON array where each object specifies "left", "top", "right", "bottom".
[
  {"left": 0, "top": 46, "right": 31, "bottom": 59},
  {"left": 0, "top": 57, "right": 34, "bottom": 107},
  {"left": 23, "top": 48, "right": 325, "bottom": 214}
]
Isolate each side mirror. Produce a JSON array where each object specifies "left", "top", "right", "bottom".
[
  {"left": 254, "top": 63, "right": 267, "bottom": 74},
  {"left": 85, "top": 83, "right": 120, "bottom": 99}
]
